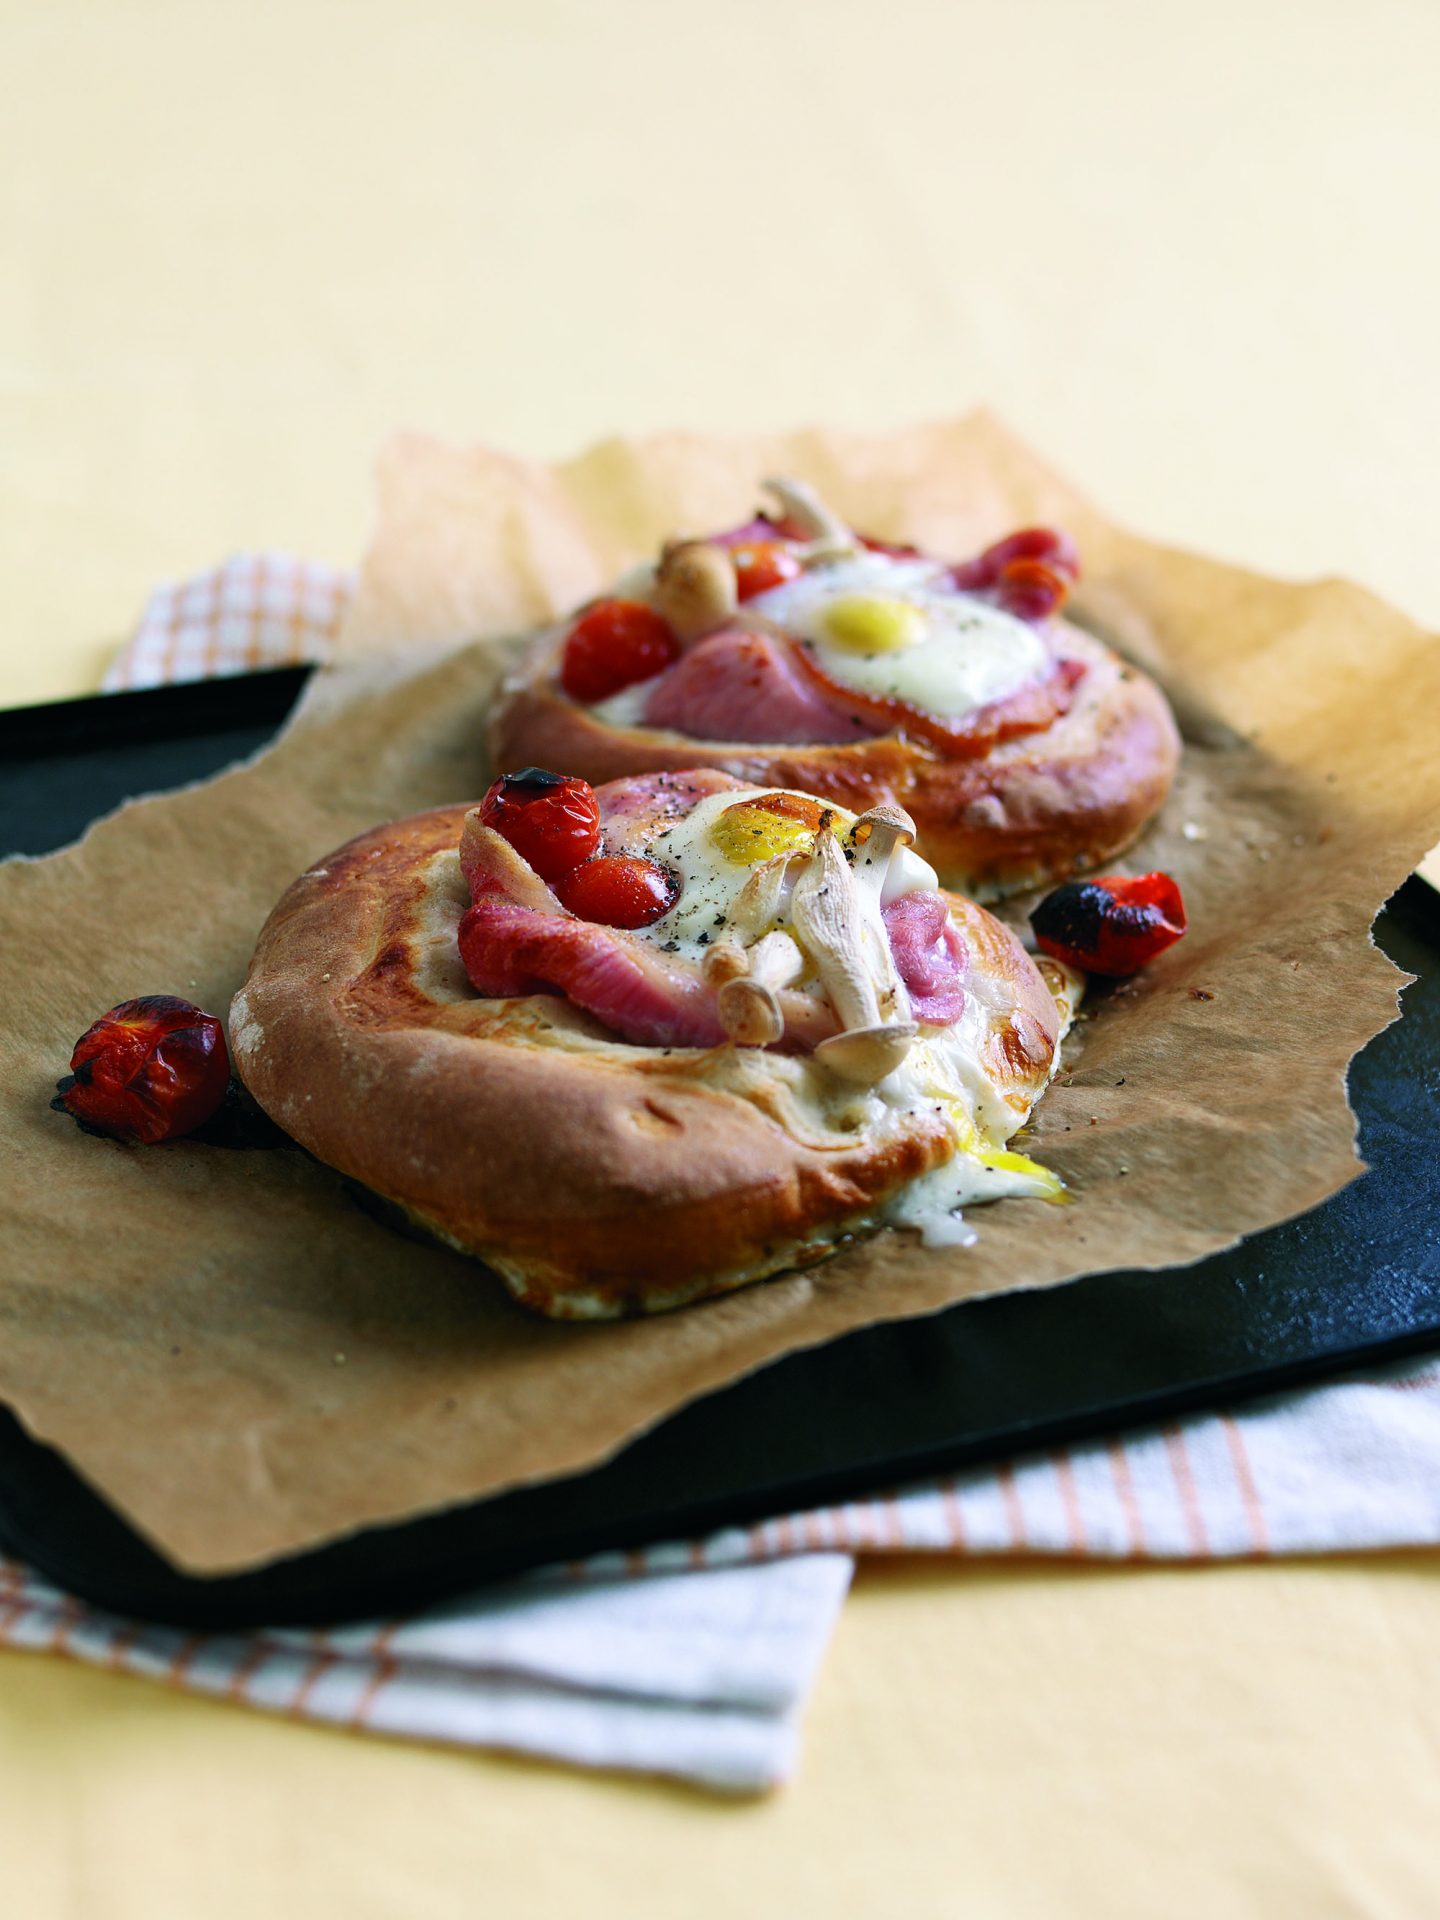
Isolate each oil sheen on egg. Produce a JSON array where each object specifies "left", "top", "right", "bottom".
[{"left": 750, "top": 553, "right": 1049, "bottom": 717}]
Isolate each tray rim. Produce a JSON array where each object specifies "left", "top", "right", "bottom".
[{"left": 3, "top": 669, "right": 1438, "bottom": 1626}]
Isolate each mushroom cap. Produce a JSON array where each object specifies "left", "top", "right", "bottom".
[
  {"left": 761, "top": 476, "right": 854, "bottom": 553},
  {"left": 851, "top": 802, "right": 917, "bottom": 850},
  {"left": 815, "top": 1021, "right": 919, "bottom": 1086},
  {"left": 701, "top": 937, "right": 750, "bottom": 991},
  {"left": 716, "top": 977, "right": 785, "bottom": 1048},
  {"left": 653, "top": 539, "right": 737, "bottom": 642}
]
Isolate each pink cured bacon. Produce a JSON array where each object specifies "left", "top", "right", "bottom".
[
  {"left": 458, "top": 896, "right": 733, "bottom": 1049},
  {"left": 457, "top": 771, "right": 968, "bottom": 1049},
  {"left": 459, "top": 771, "right": 739, "bottom": 1048},
  {"left": 632, "top": 625, "right": 1083, "bottom": 757},
  {"left": 882, "top": 893, "right": 967, "bottom": 1026},
  {"left": 641, "top": 628, "right": 882, "bottom": 747},
  {"left": 593, "top": 767, "right": 745, "bottom": 837}
]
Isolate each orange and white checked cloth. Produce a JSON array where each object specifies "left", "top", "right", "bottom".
[
  {"left": 23, "top": 559, "right": 1423, "bottom": 1791},
  {"left": 101, "top": 554, "right": 349, "bottom": 691}
]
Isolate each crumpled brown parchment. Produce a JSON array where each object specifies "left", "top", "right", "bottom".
[{"left": 2, "top": 413, "right": 1438, "bottom": 1575}]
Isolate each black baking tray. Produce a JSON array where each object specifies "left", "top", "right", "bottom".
[{"left": 2, "top": 670, "right": 1439, "bottom": 1628}]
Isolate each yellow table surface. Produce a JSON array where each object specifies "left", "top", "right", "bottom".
[{"left": 4, "top": 1, "right": 1439, "bottom": 1912}]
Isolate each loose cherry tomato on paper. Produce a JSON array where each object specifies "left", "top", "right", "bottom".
[
  {"left": 557, "top": 855, "right": 680, "bottom": 929},
  {"left": 560, "top": 599, "right": 679, "bottom": 704},
  {"left": 730, "top": 540, "right": 803, "bottom": 601},
  {"left": 54, "top": 996, "right": 231, "bottom": 1143},
  {"left": 478, "top": 768, "right": 601, "bottom": 882},
  {"left": 1030, "top": 873, "right": 1186, "bottom": 977}
]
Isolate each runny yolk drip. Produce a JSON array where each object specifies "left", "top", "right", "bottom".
[{"left": 935, "top": 1096, "right": 1068, "bottom": 1203}]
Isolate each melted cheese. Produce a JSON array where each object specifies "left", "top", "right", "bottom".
[{"left": 750, "top": 552, "right": 1049, "bottom": 718}]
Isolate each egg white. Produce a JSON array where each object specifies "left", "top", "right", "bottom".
[
  {"left": 750, "top": 552, "right": 1050, "bottom": 719},
  {"left": 622, "top": 785, "right": 937, "bottom": 963},
  {"left": 608, "top": 778, "right": 1075, "bottom": 1244}
]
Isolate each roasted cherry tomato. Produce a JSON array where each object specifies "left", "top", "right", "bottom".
[
  {"left": 730, "top": 539, "right": 803, "bottom": 601},
  {"left": 557, "top": 855, "right": 680, "bottom": 928},
  {"left": 478, "top": 767, "right": 601, "bottom": 882},
  {"left": 951, "top": 527, "right": 1080, "bottom": 617},
  {"left": 560, "top": 599, "right": 679, "bottom": 704},
  {"left": 857, "top": 533, "right": 923, "bottom": 560},
  {"left": 1030, "top": 873, "right": 1186, "bottom": 977},
  {"left": 992, "top": 557, "right": 1070, "bottom": 622},
  {"left": 54, "top": 995, "right": 231, "bottom": 1143}
]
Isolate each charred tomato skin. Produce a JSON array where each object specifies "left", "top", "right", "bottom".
[
  {"left": 478, "top": 767, "right": 601, "bottom": 882},
  {"left": 1030, "top": 873, "right": 1186, "bottom": 977},
  {"left": 55, "top": 995, "right": 231, "bottom": 1143},
  {"left": 556, "top": 855, "right": 680, "bottom": 929}
]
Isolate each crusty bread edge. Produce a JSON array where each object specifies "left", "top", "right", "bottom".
[
  {"left": 231, "top": 806, "right": 1070, "bottom": 1318},
  {"left": 490, "top": 621, "right": 1180, "bottom": 899}
]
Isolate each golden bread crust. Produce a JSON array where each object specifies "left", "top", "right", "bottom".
[
  {"left": 490, "top": 622, "right": 1180, "bottom": 898},
  {"left": 231, "top": 806, "right": 1065, "bottom": 1317}
]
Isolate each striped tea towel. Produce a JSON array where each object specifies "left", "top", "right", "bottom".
[
  {"left": 0, "top": 1549, "right": 852, "bottom": 1793},
  {"left": 22, "top": 556, "right": 1422, "bottom": 1792},
  {"left": 6, "top": 1355, "right": 1440, "bottom": 1790}
]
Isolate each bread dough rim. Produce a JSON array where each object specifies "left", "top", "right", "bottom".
[{"left": 231, "top": 804, "right": 1068, "bottom": 1317}]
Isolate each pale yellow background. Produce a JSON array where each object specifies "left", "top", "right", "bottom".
[{"left": 4, "top": 1, "right": 1439, "bottom": 1914}]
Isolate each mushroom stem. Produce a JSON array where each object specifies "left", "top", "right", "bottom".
[
  {"left": 816, "top": 1022, "right": 920, "bottom": 1086},
  {"left": 789, "top": 822, "right": 918, "bottom": 1086},
  {"left": 748, "top": 929, "right": 807, "bottom": 993},
  {"left": 701, "top": 936, "right": 749, "bottom": 991},
  {"left": 789, "top": 827, "right": 879, "bottom": 1033},
  {"left": 726, "top": 851, "right": 798, "bottom": 942},
  {"left": 704, "top": 930, "right": 804, "bottom": 1048},
  {"left": 846, "top": 803, "right": 919, "bottom": 957},
  {"left": 762, "top": 476, "right": 859, "bottom": 564}
]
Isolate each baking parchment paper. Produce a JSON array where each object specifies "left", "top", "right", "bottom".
[{"left": 3, "top": 413, "right": 1438, "bottom": 1575}]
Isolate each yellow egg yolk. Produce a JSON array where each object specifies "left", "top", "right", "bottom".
[
  {"left": 709, "top": 795, "right": 830, "bottom": 865},
  {"left": 817, "top": 594, "right": 926, "bottom": 654},
  {"left": 933, "top": 1095, "right": 1067, "bottom": 1202}
]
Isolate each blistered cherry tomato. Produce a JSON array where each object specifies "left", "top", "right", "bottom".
[
  {"left": 560, "top": 599, "right": 679, "bottom": 704},
  {"left": 730, "top": 540, "right": 803, "bottom": 601},
  {"left": 557, "top": 855, "right": 679, "bottom": 928},
  {"left": 952, "top": 527, "right": 1080, "bottom": 594},
  {"left": 992, "top": 557, "right": 1070, "bottom": 622},
  {"left": 478, "top": 768, "right": 601, "bottom": 882},
  {"left": 857, "top": 533, "right": 923, "bottom": 560},
  {"left": 55, "top": 996, "right": 231, "bottom": 1143},
  {"left": 1030, "top": 873, "right": 1186, "bottom": 977}
]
